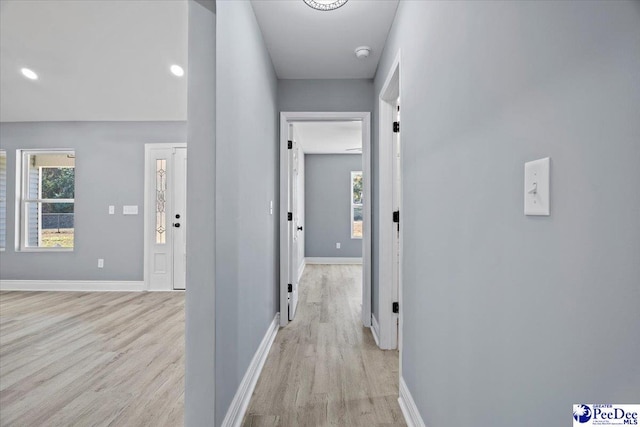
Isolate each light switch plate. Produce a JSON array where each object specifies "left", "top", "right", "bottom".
[
  {"left": 123, "top": 205, "right": 139, "bottom": 215},
  {"left": 108, "top": 205, "right": 115, "bottom": 215},
  {"left": 524, "top": 157, "right": 550, "bottom": 216}
]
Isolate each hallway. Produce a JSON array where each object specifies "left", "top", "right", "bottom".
[{"left": 242, "top": 265, "right": 404, "bottom": 427}]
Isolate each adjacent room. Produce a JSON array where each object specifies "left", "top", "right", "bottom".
[{"left": 0, "top": 1, "right": 189, "bottom": 424}]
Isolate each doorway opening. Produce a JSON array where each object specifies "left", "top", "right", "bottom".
[
  {"left": 144, "top": 143, "right": 187, "bottom": 291},
  {"left": 279, "top": 112, "right": 371, "bottom": 327}
]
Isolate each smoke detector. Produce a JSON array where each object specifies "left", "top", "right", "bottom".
[{"left": 354, "top": 46, "right": 371, "bottom": 59}]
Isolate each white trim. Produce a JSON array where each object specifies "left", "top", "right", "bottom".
[
  {"left": 378, "top": 51, "right": 402, "bottom": 351},
  {"left": 370, "top": 314, "right": 380, "bottom": 346},
  {"left": 280, "top": 112, "right": 371, "bottom": 329},
  {"left": 14, "top": 150, "right": 20, "bottom": 251},
  {"left": 304, "top": 257, "right": 362, "bottom": 265},
  {"left": 16, "top": 248, "right": 73, "bottom": 253},
  {"left": 221, "top": 313, "right": 280, "bottom": 427},
  {"left": 0, "top": 149, "right": 5, "bottom": 252},
  {"left": 362, "top": 112, "right": 372, "bottom": 328},
  {"left": 0, "top": 280, "right": 145, "bottom": 292},
  {"left": 297, "top": 257, "right": 306, "bottom": 282},
  {"left": 399, "top": 377, "right": 427, "bottom": 427}
]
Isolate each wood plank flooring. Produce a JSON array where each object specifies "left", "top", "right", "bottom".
[
  {"left": 0, "top": 291, "right": 184, "bottom": 427},
  {"left": 242, "top": 265, "right": 404, "bottom": 427}
]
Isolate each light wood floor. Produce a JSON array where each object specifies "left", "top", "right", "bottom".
[
  {"left": 0, "top": 291, "right": 184, "bottom": 427},
  {"left": 242, "top": 265, "right": 404, "bottom": 427}
]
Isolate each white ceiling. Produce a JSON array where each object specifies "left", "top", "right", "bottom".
[
  {"left": 251, "top": 0, "right": 399, "bottom": 79},
  {"left": 294, "top": 121, "right": 362, "bottom": 154},
  {"left": 0, "top": 0, "right": 398, "bottom": 123},
  {"left": 0, "top": 0, "right": 187, "bottom": 122}
]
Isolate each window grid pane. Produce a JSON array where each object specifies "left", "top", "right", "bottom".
[{"left": 25, "top": 202, "right": 74, "bottom": 248}]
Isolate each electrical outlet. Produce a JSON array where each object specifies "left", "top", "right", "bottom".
[
  {"left": 336, "top": 243, "right": 341, "bottom": 249},
  {"left": 108, "top": 205, "right": 115, "bottom": 215},
  {"left": 98, "top": 259, "right": 104, "bottom": 268}
]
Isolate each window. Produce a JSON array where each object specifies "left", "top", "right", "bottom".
[
  {"left": 0, "top": 150, "right": 6, "bottom": 250},
  {"left": 351, "top": 171, "right": 363, "bottom": 239},
  {"left": 18, "top": 150, "right": 75, "bottom": 250}
]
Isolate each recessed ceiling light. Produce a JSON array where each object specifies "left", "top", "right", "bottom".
[
  {"left": 20, "top": 68, "right": 38, "bottom": 80},
  {"left": 303, "top": 0, "right": 348, "bottom": 11},
  {"left": 170, "top": 64, "right": 184, "bottom": 77}
]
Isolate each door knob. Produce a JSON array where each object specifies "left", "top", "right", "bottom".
[
  {"left": 297, "top": 226, "right": 303, "bottom": 231},
  {"left": 173, "top": 223, "right": 181, "bottom": 228}
]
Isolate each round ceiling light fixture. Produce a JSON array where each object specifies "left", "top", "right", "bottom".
[
  {"left": 20, "top": 67, "right": 38, "bottom": 80},
  {"left": 303, "top": 0, "right": 348, "bottom": 11},
  {"left": 170, "top": 64, "right": 185, "bottom": 77},
  {"left": 354, "top": 46, "right": 371, "bottom": 59}
]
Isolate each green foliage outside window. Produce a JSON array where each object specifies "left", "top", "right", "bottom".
[
  {"left": 352, "top": 173, "right": 363, "bottom": 204},
  {"left": 41, "top": 168, "right": 75, "bottom": 213}
]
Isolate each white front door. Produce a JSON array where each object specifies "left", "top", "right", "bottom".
[{"left": 145, "top": 144, "right": 187, "bottom": 291}]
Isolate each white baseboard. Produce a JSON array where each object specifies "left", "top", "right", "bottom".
[
  {"left": 222, "top": 313, "right": 280, "bottom": 427},
  {"left": 371, "top": 314, "right": 380, "bottom": 347},
  {"left": 305, "top": 257, "right": 362, "bottom": 265},
  {"left": 0, "top": 280, "right": 145, "bottom": 292},
  {"left": 399, "top": 377, "right": 427, "bottom": 427},
  {"left": 297, "top": 258, "right": 306, "bottom": 282}
]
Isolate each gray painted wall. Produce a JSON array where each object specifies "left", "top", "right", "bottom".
[
  {"left": 278, "top": 79, "right": 373, "bottom": 113},
  {"left": 185, "top": 1, "right": 215, "bottom": 425},
  {"left": 0, "top": 121, "right": 186, "bottom": 281},
  {"left": 216, "top": 2, "right": 278, "bottom": 425},
  {"left": 374, "top": 1, "right": 640, "bottom": 425},
  {"left": 305, "top": 154, "right": 362, "bottom": 258}
]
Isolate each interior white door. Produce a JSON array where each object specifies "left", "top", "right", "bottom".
[
  {"left": 287, "top": 136, "right": 300, "bottom": 321},
  {"left": 146, "top": 145, "right": 187, "bottom": 291},
  {"left": 172, "top": 147, "right": 187, "bottom": 290},
  {"left": 391, "top": 100, "right": 401, "bottom": 347}
]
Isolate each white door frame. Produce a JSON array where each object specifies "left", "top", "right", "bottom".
[
  {"left": 378, "top": 51, "right": 403, "bottom": 351},
  {"left": 143, "top": 142, "right": 187, "bottom": 291},
  {"left": 279, "top": 111, "right": 372, "bottom": 328}
]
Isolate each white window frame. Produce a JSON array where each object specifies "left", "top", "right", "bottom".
[
  {"left": 0, "top": 150, "right": 6, "bottom": 251},
  {"left": 351, "top": 170, "right": 363, "bottom": 240},
  {"left": 16, "top": 149, "right": 75, "bottom": 252}
]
